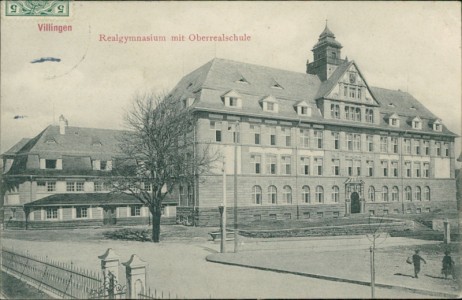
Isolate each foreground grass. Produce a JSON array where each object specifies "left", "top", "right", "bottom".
[{"left": 1, "top": 271, "right": 52, "bottom": 299}]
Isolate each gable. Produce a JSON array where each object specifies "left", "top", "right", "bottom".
[{"left": 325, "top": 63, "right": 379, "bottom": 106}]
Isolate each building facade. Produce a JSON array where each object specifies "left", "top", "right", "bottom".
[
  {"left": 1, "top": 117, "right": 177, "bottom": 229},
  {"left": 173, "top": 25, "right": 457, "bottom": 226}
]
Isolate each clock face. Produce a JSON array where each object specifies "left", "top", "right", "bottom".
[{"left": 349, "top": 72, "right": 357, "bottom": 83}]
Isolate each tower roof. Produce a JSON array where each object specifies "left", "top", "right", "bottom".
[{"left": 312, "top": 24, "right": 342, "bottom": 50}]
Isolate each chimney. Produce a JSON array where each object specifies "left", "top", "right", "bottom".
[{"left": 59, "top": 115, "right": 68, "bottom": 135}]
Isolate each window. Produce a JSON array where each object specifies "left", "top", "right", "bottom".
[
  {"left": 332, "top": 159, "right": 340, "bottom": 176},
  {"left": 443, "top": 143, "right": 449, "bottom": 157},
  {"left": 355, "top": 108, "right": 361, "bottom": 122},
  {"left": 436, "top": 142, "right": 441, "bottom": 156},
  {"left": 131, "top": 205, "right": 141, "bottom": 216},
  {"left": 415, "top": 186, "right": 421, "bottom": 201},
  {"left": 283, "top": 186, "right": 292, "bottom": 204},
  {"left": 390, "top": 117, "right": 400, "bottom": 127},
  {"left": 412, "top": 119, "right": 422, "bottom": 129},
  {"left": 346, "top": 160, "right": 353, "bottom": 176},
  {"left": 314, "top": 158, "right": 323, "bottom": 176},
  {"left": 424, "top": 186, "right": 430, "bottom": 201},
  {"left": 67, "top": 182, "right": 75, "bottom": 192},
  {"left": 266, "top": 102, "right": 275, "bottom": 111},
  {"left": 354, "top": 160, "right": 361, "bottom": 176},
  {"left": 284, "top": 213, "right": 292, "bottom": 220},
  {"left": 282, "top": 128, "right": 291, "bottom": 146},
  {"left": 299, "top": 156, "right": 310, "bottom": 175},
  {"left": 368, "top": 186, "right": 375, "bottom": 202},
  {"left": 46, "top": 208, "right": 58, "bottom": 219},
  {"left": 281, "top": 156, "right": 291, "bottom": 175},
  {"left": 300, "top": 129, "right": 310, "bottom": 148},
  {"left": 229, "top": 97, "right": 239, "bottom": 107},
  {"left": 315, "top": 186, "right": 324, "bottom": 203},
  {"left": 210, "top": 121, "right": 222, "bottom": 142},
  {"left": 414, "top": 162, "right": 421, "bottom": 178},
  {"left": 405, "top": 161, "right": 411, "bottom": 177},
  {"left": 317, "top": 212, "right": 324, "bottom": 218},
  {"left": 266, "top": 155, "right": 277, "bottom": 175},
  {"left": 353, "top": 134, "right": 361, "bottom": 151},
  {"left": 344, "top": 86, "right": 348, "bottom": 97},
  {"left": 314, "top": 130, "right": 323, "bottom": 149},
  {"left": 77, "top": 182, "right": 84, "bottom": 192},
  {"left": 381, "top": 160, "right": 388, "bottom": 177},
  {"left": 434, "top": 123, "right": 442, "bottom": 132},
  {"left": 76, "top": 207, "right": 88, "bottom": 218},
  {"left": 47, "top": 182, "right": 56, "bottom": 192},
  {"left": 345, "top": 106, "right": 351, "bottom": 120},
  {"left": 66, "top": 181, "right": 84, "bottom": 192},
  {"left": 250, "top": 154, "right": 261, "bottom": 174},
  {"left": 366, "top": 109, "right": 374, "bottom": 123},
  {"left": 331, "top": 104, "right": 340, "bottom": 119},
  {"left": 302, "top": 186, "right": 310, "bottom": 203},
  {"left": 391, "top": 137, "right": 399, "bottom": 154},
  {"left": 229, "top": 124, "right": 240, "bottom": 143},
  {"left": 252, "top": 185, "right": 262, "bottom": 205},
  {"left": 382, "top": 186, "right": 389, "bottom": 202},
  {"left": 349, "top": 87, "right": 356, "bottom": 98},
  {"left": 423, "top": 141, "right": 429, "bottom": 155},
  {"left": 270, "top": 127, "right": 276, "bottom": 146},
  {"left": 367, "top": 160, "right": 374, "bottom": 177},
  {"left": 405, "top": 186, "right": 412, "bottom": 201},
  {"left": 95, "top": 182, "right": 103, "bottom": 192},
  {"left": 423, "top": 163, "right": 429, "bottom": 178},
  {"left": 332, "top": 186, "right": 339, "bottom": 203},
  {"left": 380, "top": 137, "right": 388, "bottom": 153},
  {"left": 303, "top": 212, "right": 311, "bottom": 219},
  {"left": 268, "top": 186, "right": 277, "bottom": 204},
  {"left": 250, "top": 125, "right": 261, "bottom": 145},
  {"left": 269, "top": 214, "right": 277, "bottom": 220},
  {"left": 347, "top": 134, "right": 353, "bottom": 151},
  {"left": 45, "top": 159, "right": 57, "bottom": 169},
  {"left": 414, "top": 140, "right": 421, "bottom": 155},
  {"left": 298, "top": 106, "right": 311, "bottom": 116},
  {"left": 392, "top": 186, "right": 399, "bottom": 201},
  {"left": 332, "top": 132, "right": 340, "bottom": 149},
  {"left": 366, "top": 135, "right": 374, "bottom": 152},
  {"left": 404, "top": 139, "right": 411, "bottom": 154},
  {"left": 391, "top": 161, "right": 398, "bottom": 177}
]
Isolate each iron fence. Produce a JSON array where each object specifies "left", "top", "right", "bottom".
[
  {"left": 1, "top": 247, "right": 102, "bottom": 299},
  {"left": 138, "top": 287, "right": 184, "bottom": 299}
]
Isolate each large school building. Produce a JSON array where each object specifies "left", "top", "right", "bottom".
[{"left": 1, "top": 25, "right": 457, "bottom": 228}]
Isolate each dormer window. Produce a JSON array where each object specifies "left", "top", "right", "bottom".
[
  {"left": 182, "top": 97, "right": 195, "bottom": 108},
  {"left": 432, "top": 119, "right": 443, "bottom": 132},
  {"left": 295, "top": 101, "right": 311, "bottom": 116},
  {"left": 236, "top": 76, "right": 249, "bottom": 84},
  {"left": 222, "top": 90, "right": 242, "bottom": 108},
  {"left": 260, "top": 95, "right": 279, "bottom": 113},
  {"left": 388, "top": 113, "right": 400, "bottom": 127},
  {"left": 412, "top": 117, "right": 422, "bottom": 130}
]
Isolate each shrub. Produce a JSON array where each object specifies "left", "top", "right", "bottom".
[{"left": 103, "top": 228, "right": 152, "bottom": 242}]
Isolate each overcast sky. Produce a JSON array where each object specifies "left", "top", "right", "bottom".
[{"left": 1, "top": 1, "right": 460, "bottom": 156}]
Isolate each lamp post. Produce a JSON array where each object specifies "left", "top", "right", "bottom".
[
  {"left": 218, "top": 203, "right": 225, "bottom": 253},
  {"left": 233, "top": 121, "right": 239, "bottom": 253}
]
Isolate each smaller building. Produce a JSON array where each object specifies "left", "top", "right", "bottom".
[{"left": 2, "top": 116, "right": 177, "bottom": 229}]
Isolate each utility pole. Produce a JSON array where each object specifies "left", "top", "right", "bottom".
[
  {"left": 370, "top": 236, "right": 376, "bottom": 298},
  {"left": 234, "top": 121, "right": 239, "bottom": 253},
  {"left": 221, "top": 160, "right": 227, "bottom": 253}
]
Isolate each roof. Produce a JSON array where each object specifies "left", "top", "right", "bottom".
[
  {"left": 313, "top": 25, "right": 343, "bottom": 50},
  {"left": 24, "top": 193, "right": 177, "bottom": 207},
  {"left": 2, "top": 138, "right": 31, "bottom": 156}
]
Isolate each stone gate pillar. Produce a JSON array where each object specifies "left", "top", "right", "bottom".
[
  {"left": 99, "top": 248, "right": 120, "bottom": 296},
  {"left": 123, "top": 254, "right": 148, "bottom": 299}
]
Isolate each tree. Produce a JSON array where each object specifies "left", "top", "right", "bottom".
[{"left": 111, "top": 91, "right": 219, "bottom": 242}]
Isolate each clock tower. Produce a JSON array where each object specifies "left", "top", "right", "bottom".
[{"left": 306, "top": 24, "right": 347, "bottom": 81}]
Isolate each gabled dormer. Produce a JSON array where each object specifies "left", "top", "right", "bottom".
[
  {"left": 260, "top": 95, "right": 279, "bottom": 113},
  {"left": 388, "top": 113, "right": 400, "bottom": 127},
  {"left": 432, "top": 118, "right": 443, "bottom": 132},
  {"left": 411, "top": 116, "right": 422, "bottom": 130},
  {"left": 221, "top": 90, "right": 242, "bottom": 108},
  {"left": 294, "top": 100, "right": 312, "bottom": 117}
]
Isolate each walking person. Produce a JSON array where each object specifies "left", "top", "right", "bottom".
[
  {"left": 442, "top": 251, "right": 456, "bottom": 280},
  {"left": 412, "top": 250, "right": 426, "bottom": 278}
]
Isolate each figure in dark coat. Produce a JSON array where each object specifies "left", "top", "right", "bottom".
[
  {"left": 412, "top": 250, "right": 426, "bottom": 278},
  {"left": 442, "top": 251, "right": 456, "bottom": 279}
]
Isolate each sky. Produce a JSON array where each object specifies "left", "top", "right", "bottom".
[{"left": 1, "top": 1, "right": 461, "bottom": 157}]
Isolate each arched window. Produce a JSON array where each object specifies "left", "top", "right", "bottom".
[
  {"left": 252, "top": 185, "right": 262, "bottom": 205},
  {"left": 415, "top": 186, "right": 421, "bottom": 201},
  {"left": 382, "top": 186, "right": 389, "bottom": 202},
  {"left": 405, "top": 186, "right": 412, "bottom": 201},
  {"left": 424, "top": 186, "right": 431, "bottom": 201},
  {"left": 283, "top": 185, "right": 292, "bottom": 204},
  {"left": 268, "top": 185, "right": 277, "bottom": 204},
  {"left": 392, "top": 186, "right": 399, "bottom": 201},
  {"left": 302, "top": 186, "right": 310, "bottom": 203},
  {"left": 315, "top": 186, "right": 324, "bottom": 203},
  {"left": 368, "top": 186, "right": 375, "bottom": 202},
  {"left": 332, "top": 186, "right": 339, "bottom": 203}
]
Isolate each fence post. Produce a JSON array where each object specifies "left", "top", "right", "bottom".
[
  {"left": 122, "top": 254, "right": 148, "bottom": 299},
  {"left": 98, "top": 248, "right": 120, "bottom": 296},
  {"left": 443, "top": 219, "right": 451, "bottom": 244}
]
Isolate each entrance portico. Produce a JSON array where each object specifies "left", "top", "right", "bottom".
[{"left": 344, "top": 178, "right": 365, "bottom": 215}]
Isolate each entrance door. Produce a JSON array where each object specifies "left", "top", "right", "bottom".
[
  {"left": 103, "top": 207, "right": 116, "bottom": 225},
  {"left": 351, "top": 192, "right": 360, "bottom": 214}
]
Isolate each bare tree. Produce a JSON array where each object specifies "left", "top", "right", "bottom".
[{"left": 111, "top": 91, "right": 219, "bottom": 242}]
